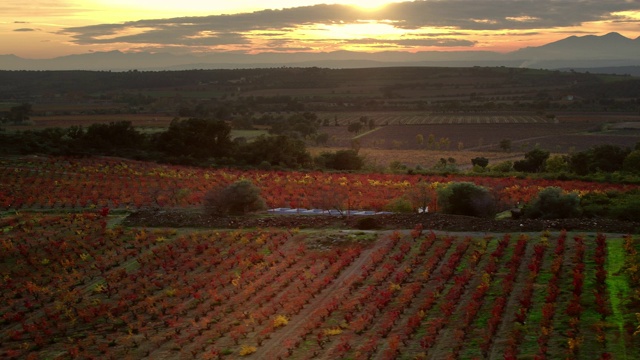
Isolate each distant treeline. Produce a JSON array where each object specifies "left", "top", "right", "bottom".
[{"left": 0, "top": 118, "right": 364, "bottom": 171}]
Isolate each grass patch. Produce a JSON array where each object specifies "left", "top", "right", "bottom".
[{"left": 606, "top": 237, "right": 632, "bottom": 359}]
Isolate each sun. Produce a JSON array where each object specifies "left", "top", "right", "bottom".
[{"left": 348, "top": 1, "right": 393, "bottom": 11}]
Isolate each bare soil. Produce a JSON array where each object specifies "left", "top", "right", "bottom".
[{"left": 122, "top": 208, "right": 640, "bottom": 234}]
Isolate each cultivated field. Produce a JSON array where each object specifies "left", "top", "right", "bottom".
[
  {"left": 1, "top": 213, "right": 639, "bottom": 359},
  {"left": 1, "top": 156, "right": 640, "bottom": 359},
  {"left": 316, "top": 114, "right": 640, "bottom": 154}
]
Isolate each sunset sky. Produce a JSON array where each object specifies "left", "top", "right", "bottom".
[{"left": 2, "top": 0, "right": 640, "bottom": 59}]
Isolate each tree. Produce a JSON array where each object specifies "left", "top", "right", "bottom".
[
  {"left": 348, "top": 122, "right": 363, "bottom": 134},
  {"left": 9, "top": 103, "right": 32, "bottom": 125},
  {"left": 416, "top": 134, "right": 424, "bottom": 146},
  {"left": 315, "top": 133, "right": 330, "bottom": 146},
  {"left": 623, "top": 150, "right": 640, "bottom": 174},
  {"left": 427, "top": 134, "right": 436, "bottom": 149},
  {"left": 499, "top": 139, "right": 512, "bottom": 152},
  {"left": 237, "top": 135, "right": 311, "bottom": 168},
  {"left": 368, "top": 118, "right": 376, "bottom": 130},
  {"left": 203, "top": 180, "right": 267, "bottom": 216},
  {"left": 544, "top": 154, "right": 569, "bottom": 173},
  {"left": 270, "top": 112, "right": 318, "bottom": 138},
  {"left": 316, "top": 149, "right": 364, "bottom": 170},
  {"left": 156, "top": 118, "right": 234, "bottom": 160},
  {"left": 471, "top": 157, "right": 489, "bottom": 168},
  {"left": 513, "top": 148, "right": 549, "bottom": 172},
  {"left": 589, "top": 144, "right": 630, "bottom": 173},
  {"left": 407, "top": 180, "right": 433, "bottom": 213},
  {"left": 82, "top": 121, "right": 145, "bottom": 153},
  {"left": 569, "top": 145, "right": 630, "bottom": 175},
  {"left": 437, "top": 182, "right": 495, "bottom": 217},
  {"left": 524, "top": 187, "right": 581, "bottom": 219}
]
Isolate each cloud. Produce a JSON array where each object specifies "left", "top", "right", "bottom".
[
  {"left": 343, "top": 37, "right": 476, "bottom": 47},
  {"left": 59, "top": 0, "right": 640, "bottom": 52},
  {"left": 14, "top": 27, "right": 37, "bottom": 32}
]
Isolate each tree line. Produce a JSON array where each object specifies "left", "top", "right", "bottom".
[{"left": 0, "top": 118, "right": 365, "bottom": 171}]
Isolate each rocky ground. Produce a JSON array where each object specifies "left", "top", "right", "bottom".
[{"left": 122, "top": 208, "right": 640, "bottom": 234}]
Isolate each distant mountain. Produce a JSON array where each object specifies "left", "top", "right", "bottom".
[
  {"left": 507, "top": 32, "right": 640, "bottom": 68},
  {"left": 1, "top": 33, "right": 639, "bottom": 72}
]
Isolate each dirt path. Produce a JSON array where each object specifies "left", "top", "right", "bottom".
[
  {"left": 488, "top": 236, "right": 538, "bottom": 359},
  {"left": 255, "top": 235, "right": 389, "bottom": 359}
]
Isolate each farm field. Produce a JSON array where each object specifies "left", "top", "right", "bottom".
[
  {"left": 319, "top": 113, "right": 555, "bottom": 126},
  {"left": 1, "top": 212, "right": 639, "bottom": 359},
  {"left": 307, "top": 147, "right": 523, "bottom": 169},
  {"left": 1, "top": 156, "right": 640, "bottom": 358},
  {"left": 5, "top": 114, "right": 176, "bottom": 132},
  {"left": 3, "top": 156, "right": 640, "bottom": 213},
  {"left": 318, "top": 119, "right": 640, "bottom": 153}
]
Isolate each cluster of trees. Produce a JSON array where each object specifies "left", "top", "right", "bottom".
[
  {"left": 435, "top": 182, "right": 640, "bottom": 222},
  {"left": 512, "top": 144, "right": 640, "bottom": 175},
  {"left": 0, "top": 103, "right": 32, "bottom": 125},
  {"left": 0, "top": 118, "right": 365, "bottom": 171},
  {"left": 467, "top": 144, "right": 640, "bottom": 178}
]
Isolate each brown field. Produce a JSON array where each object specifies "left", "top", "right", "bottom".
[
  {"left": 317, "top": 114, "right": 640, "bottom": 153},
  {"left": 308, "top": 147, "right": 522, "bottom": 169},
  {"left": 315, "top": 112, "right": 553, "bottom": 126}
]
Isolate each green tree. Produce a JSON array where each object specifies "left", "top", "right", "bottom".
[
  {"left": 156, "top": 118, "right": 234, "bottom": 160},
  {"left": 437, "top": 182, "right": 495, "bottom": 217},
  {"left": 499, "top": 138, "right": 512, "bottom": 152},
  {"left": 203, "top": 180, "right": 267, "bottom": 216},
  {"left": 348, "top": 122, "right": 363, "bottom": 134},
  {"left": 82, "top": 121, "right": 145, "bottom": 153},
  {"left": 514, "top": 148, "right": 549, "bottom": 172},
  {"left": 315, "top": 132, "right": 330, "bottom": 146},
  {"left": 9, "top": 103, "right": 32, "bottom": 124},
  {"left": 623, "top": 150, "right": 640, "bottom": 174},
  {"left": 524, "top": 187, "right": 581, "bottom": 219},
  {"left": 544, "top": 154, "right": 570, "bottom": 173},
  {"left": 316, "top": 149, "right": 364, "bottom": 170},
  {"left": 471, "top": 157, "right": 489, "bottom": 168},
  {"left": 238, "top": 134, "right": 311, "bottom": 168}
]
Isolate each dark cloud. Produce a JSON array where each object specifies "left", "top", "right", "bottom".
[
  {"left": 14, "top": 28, "right": 37, "bottom": 32},
  {"left": 59, "top": 1, "right": 640, "bottom": 50}
]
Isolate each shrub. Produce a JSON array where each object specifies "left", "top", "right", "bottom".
[
  {"left": 384, "top": 197, "right": 413, "bottom": 213},
  {"left": 471, "top": 157, "right": 489, "bottom": 168},
  {"left": 203, "top": 180, "right": 267, "bottom": 216},
  {"left": 623, "top": 150, "right": 640, "bottom": 174},
  {"left": 524, "top": 187, "right": 581, "bottom": 219},
  {"left": 514, "top": 148, "right": 549, "bottom": 172},
  {"left": 609, "top": 194, "right": 640, "bottom": 221},
  {"left": 544, "top": 154, "right": 570, "bottom": 173},
  {"left": 436, "top": 182, "right": 495, "bottom": 217},
  {"left": 491, "top": 160, "right": 514, "bottom": 173},
  {"left": 580, "top": 192, "right": 613, "bottom": 218},
  {"left": 316, "top": 149, "right": 364, "bottom": 170}
]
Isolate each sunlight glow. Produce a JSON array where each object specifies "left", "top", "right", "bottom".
[{"left": 348, "top": 1, "right": 393, "bottom": 11}]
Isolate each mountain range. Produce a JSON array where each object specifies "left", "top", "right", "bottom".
[{"left": 1, "top": 32, "right": 639, "bottom": 73}]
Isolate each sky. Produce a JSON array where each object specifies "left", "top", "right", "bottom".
[{"left": 2, "top": 0, "right": 640, "bottom": 59}]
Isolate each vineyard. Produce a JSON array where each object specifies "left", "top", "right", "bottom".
[
  {"left": 1, "top": 213, "right": 639, "bottom": 359},
  {"left": 1, "top": 155, "right": 640, "bottom": 359},
  {"left": 322, "top": 113, "right": 553, "bottom": 126},
  {"left": 2, "top": 156, "right": 640, "bottom": 213}
]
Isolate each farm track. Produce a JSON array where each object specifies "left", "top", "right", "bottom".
[
  {"left": 488, "top": 237, "right": 539, "bottom": 359},
  {"left": 257, "top": 236, "right": 388, "bottom": 358}
]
